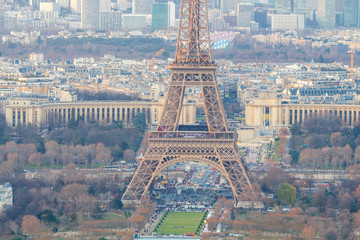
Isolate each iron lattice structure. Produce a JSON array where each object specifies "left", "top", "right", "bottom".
[{"left": 122, "top": 0, "right": 258, "bottom": 205}]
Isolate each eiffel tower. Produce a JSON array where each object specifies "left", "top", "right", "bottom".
[{"left": 122, "top": 0, "right": 258, "bottom": 206}]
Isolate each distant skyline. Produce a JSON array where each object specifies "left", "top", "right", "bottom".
[{"left": 1, "top": 0, "right": 360, "bottom": 31}]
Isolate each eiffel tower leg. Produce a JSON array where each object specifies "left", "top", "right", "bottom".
[
  {"left": 122, "top": 145, "right": 167, "bottom": 202},
  {"left": 121, "top": 159, "right": 159, "bottom": 202},
  {"left": 157, "top": 84, "right": 185, "bottom": 131},
  {"left": 216, "top": 144, "right": 256, "bottom": 203}
]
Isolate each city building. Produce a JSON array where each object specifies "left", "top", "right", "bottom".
[
  {"left": 245, "top": 91, "right": 360, "bottom": 128},
  {"left": 294, "top": 0, "right": 306, "bottom": 16},
  {"left": 56, "top": 0, "right": 70, "bottom": 8},
  {"left": 81, "top": 0, "right": 100, "bottom": 30},
  {"left": 122, "top": 14, "right": 148, "bottom": 30},
  {"left": 270, "top": 14, "right": 304, "bottom": 31},
  {"left": 237, "top": 3, "right": 254, "bottom": 27},
  {"left": 100, "top": 11, "right": 122, "bottom": 31},
  {"left": 318, "top": 0, "right": 335, "bottom": 29},
  {"left": 117, "top": 0, "right": 128, "bottom": 11},
  {"left": 132, "top": 0, "right": 153, "bottom": 14},
  {"left": 343, "top": 0, "right": 358, "bottom": 27},
  {"left": 254, "top": 8, "right": 268, "bottom": 28},
  {"left": 276, "top": 0, "right": 293, "bottom": 14},
  {"left": 5, "top": 99, "right": 197, "bottom": 127},
  {"left": 70, "top": 0, "right": 81, "bottom": 13},
  {"left": 151, "top": 2, "right": 175, "bottom": 30},
  {"left": 0, "top": 183, "right": 13, "bottom": 213},
  {"left": 100, "top": 0, "right": 111, "bottom": 12},
  {"left": 30, "top": 0, "right": 40, "bottom": 9},
  {"left": 221, "top": 0, "right": 235, "bottom": 14},
  {"left": 40, "top": 2, "right": 60, "bottom": 13},
  {"left": 29, "top": 53, "right": 44, "bottom": 64}
]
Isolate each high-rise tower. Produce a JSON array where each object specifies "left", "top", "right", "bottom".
[
  {"left": 81, "top": 0, "right": 100, "bottom": 29},
  {"left": 122, "top": 0, "right": 258, "bottom": 206},
  {"left": 318, "top": 0, "right": 335, "bottom": 29}
]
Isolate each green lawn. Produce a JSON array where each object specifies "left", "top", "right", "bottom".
[{"left": 155, "top": 212, "right": 205, "bottom": 235}]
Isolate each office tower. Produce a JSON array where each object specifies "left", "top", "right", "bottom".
[
  {"left": 294, "top": 0, "right": 306, "bottom": 16},
  {"left": 70, "top": 0, "right": 81, "bottom": 13},
  {"left": 117, "top": 0, "right": 128, "bottom": 11},
  {"left": 0, "top": 10, "right": 3, "bottom": 29},
  {"left": 344, "top": 0, "right": 358, "bottom": 27},
  {"left": 81, "top": 0, "right": 100, "bottom": 29},
  {"left": 307, "top": 0, "right": 318, "bottom": 20},
  {"left": 271, "top": 13, "right": 304, "bottom": 30},
  {"left": 358, "top": 0, "right": 360, "bottom": 26},
  {"left": 122, "top": 14, "right": 147, "bottom": 29},
  {"left": 276, "top": 0, "right": 293, "bottom": 13},
  {"left": 100, "top": 11, "right": 122, "bottom": 30},
  {"left": 318, "top": 0, "right": 335, "bottom": 29},
  {"left": 132, "top": 0, "right": 154, "bottom": 14},
  {"left": 101, "top": 0, "right": 111, "bottom": 12},
  {"left": 213, "top": 0, "right": 221, "bottom": 9},
  {"left": 237, "top": 3, "right": 254, "bottom": 27},
  {"left": 151, "top": 1, "right": 176, "bottom": 30},
  {"left": 254, "top": 8, "right": 268, "bottom": 28},
  {"left": 56, "top": 0, "right": 70, "bottom": 8},
  {"left": 221, "top": 0, "right": 235, "bottom": 14}
]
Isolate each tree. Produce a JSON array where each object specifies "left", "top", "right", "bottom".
[
  {"left": 276, "top": 144, "right": 287, "bottom": 159},
  {"left": 279, "top": 127, "right": 290, "bottom": 144},
  {"left": 133, "top": 112, "right": 146, "bottom": 132},
  {"left": 123, "top": 149, "right": 135, "bottom": 162},
  {"left": 21, "top": 215, "right": 42, "bottom": 235},
  {"left": 356, "top": 184, "right": 360, "bottom": 202},
  {"left": 290, "top": 122, "right": 302, "bottom": 135},
  {"left": 330, "top": 132, "right": 347, "bottom": 147},
  {"left": 302, "top": 222, "right": 316, "bottom": 240},
  {"left": 28, "top": 152, "right": 42, "bottom": 167},
  {"left": 37, "top": 209, "right": 58, "bottom": 226},
  {"left": 302, "top": 115, "right": 342, "bottom": 134},
  {"left": 304, "top": 135, "right": 327, "bottom": 148},
  {"left": 110, "top": 198, "right": 123, "bottom": 210},
  {"left": 275, "top": 183, "right": 296, "bottom": 205},
  {"left": 36, "top": 141, "right": 46, "bottom": 154},
  {"left": 312, "top": 190, "right": 327, "bottom": 212},
  {"left": 59, "top": 183, "right": 88, "bottom": 201},
  {"left": 260, "top": 167, "right": 293, "bottom": 193},
  {"left": 289, "top": 149, "right": 300, "bottom": 163}
]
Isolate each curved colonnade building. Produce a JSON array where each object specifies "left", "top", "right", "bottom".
[
  {"left": 245, "top": 91, "right": 360, "bottom": 128},
  {"left": 5, "top": 99, "right": 196, "bottom": 128}
]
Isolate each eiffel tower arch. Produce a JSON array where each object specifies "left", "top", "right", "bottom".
[{"left": 122, "top": 0, "right": 259, "bottom": 206}]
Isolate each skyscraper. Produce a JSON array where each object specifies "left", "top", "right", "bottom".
[
  {"left": 0, "top": 9, "right": 3, "bottom": 29},
  {"left": 344, "top": 0, "right": 358, "bottom": 27},
  {"left": 237, "top": 3, "right": 254, "bottom": 27},
  {"left": 70, "top": 0, "right": 81, "bottom": 13},
  {"left": 294, "top": 0, "right": 306, "bottom": 16},
  {"left": 132, "top": 0, "right": 154, "bottom": 14},
  {"left": 276, "top": 0, "right": 293, "bottom": 14},
  {"left": 56, "top": 0, "right": 70, "bottom": 8},
  {"left": 318, "top": 0, "right": 335, "bottom": 29},
  {"left": 221, "top": 0, "right": 235, "bottom": 14},
  {"left": 100, "top": 11, "right": 122, "bottom": 30},
  {"left": 151, "top": 2, "right": 176, "bottom": 30},
  {"left": 117, "top": 0, "right": 128, "bottom": 11},
  {"left": 100, "top": 0, "right": 111, "bottom": 12},
  {"left": 81, "top": 0, "right": 100, "bottom": 29}
]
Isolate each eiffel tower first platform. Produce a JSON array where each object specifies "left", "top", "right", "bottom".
[{"left": 122, "top": 0, "right": 259, "bottom": 206}]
